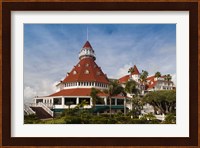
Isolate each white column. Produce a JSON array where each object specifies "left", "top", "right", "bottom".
[
  {"left": 62, "top": 97, "right": 65, "bottom": 106},
  {"left": 90, "top": 97, "right": 93, "bottom": 106},
  {"left": 115, "top": 98, "right": 117, "bottom": 105},
  {"left": 104, "top": 97, "right": 107, "bottom": 105},
  {"left": 124, "top": 98, "right": 126, "bottom": 115},
  {"left": 76, "top": 97, "right": 79, "bottom": 104}
]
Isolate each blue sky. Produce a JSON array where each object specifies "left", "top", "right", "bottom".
[{"left": 24, "top": 24, "right": 176, "bottom": 102}]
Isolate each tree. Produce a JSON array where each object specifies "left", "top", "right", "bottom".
[
  {"left": 155, "top": 72, "right": 161, "bottom": 79},
  {"left": 164, "top": 74, "right": 172, "bottom": 88},
  {"left": 104, "top": 80, "right": 124, "bottom": 117},
  {"left": 140, "top": 70, "right": 148, "bottom": 85},
  {"left": 128, "top": 67, "right": 134, "bottom": 80},
  {"left": 139, "top": 70, "right": 148, "bottom": 94},
  {"left": 125, "top": 80, "right": 139, "bottom": 95},
  {"left": 90, "top": 87, "right": 101, "bottom": 109},
  {"left": 143, "top": 90, "right": 176, "bottom": 114},
  {"left": 128, "top": 67, "right": 134, "bottom": 74},
  {"left": 125, "top": 80, "right": 143, "bottom": 117}
]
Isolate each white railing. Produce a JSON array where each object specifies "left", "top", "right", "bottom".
[
  {"left": 24, "top": 104, "right": 35, "bottom": 115},
  {"left": 38, "top": 102, "right": 54, "bottom": 117},
  {"left": 30, "top": 102, "right": 53, "bottom": 117},
  {"left": 155, "top": 114, "right": 165, "bottom": 121}
]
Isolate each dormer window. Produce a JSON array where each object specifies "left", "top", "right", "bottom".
[
  {"left": 85, "top": 70, "right": 89, "bottom": 74},
  {"left": 73, "top": 71, "right": 77, "bottom": 75}
]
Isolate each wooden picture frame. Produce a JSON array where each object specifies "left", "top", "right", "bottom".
[{"left": 1, "top": 1, "right": 198, "bottom": 147}]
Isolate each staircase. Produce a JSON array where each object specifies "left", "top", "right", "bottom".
[{"left": 31, "top": 107, "right": 53, "bottom": 119}]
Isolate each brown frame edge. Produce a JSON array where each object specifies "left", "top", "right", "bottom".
[{"left": 2, "top": 2, "right": 198, "bottom": 146}]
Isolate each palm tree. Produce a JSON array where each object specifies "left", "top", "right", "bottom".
[
  {"left": 155, "top": 71, "right": 161, "bottom": 79},
  {"left": 104, "top": 80, "right": 124, "bottom": 117},
  {"left": 140, "top": 70, "right": 148, "bottom": 84},
  {"left": 125, "top": 80, "right": 140, "bottom": 111},
  {"left": 164, "top": 74, "right": 172, "bottom": 89},
  {"left": 128, "top": 67, "right": 134, "bottom": 74},
  {"left": 90, "top": 87, "right": 101, "bottom": 109},
  {"left": 139, "top": 70, "right": 148, "bottom": 93},
  {"left": 125, "top": 80, "right": 138, "bottom": 95},
  {"left": 128, "top": 67, "right": 134, "bottom": 79}
]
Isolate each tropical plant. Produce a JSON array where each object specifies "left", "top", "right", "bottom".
[
  {"left": 104, "top": 80, "right": 124, "bottom": 117},
  {"left": 164, "top": 74, "right": 172, "bottom": 88},
  {"left": 90, "top": 87, "right": 101, "bottom": 109},
  {"left": 140, "top": 70, "right": 149, "bottom": 84},
  {"left": 163, "top": 113, "right": 176, "bottom": 124},
  {"left": 155, "top": 71, "right": 161, "bottom": 79},
  {"left": 143, "top": 90, "right": 176, "bottom": 114},
  {"left": 128, "top": 67, "right": 134, "bottom": 77},
  {"left": 24, "top": 114, "right": 40, "bottom": 124},
  {"left": 125, "top": 80, "right": 139, "bottom": 95}
]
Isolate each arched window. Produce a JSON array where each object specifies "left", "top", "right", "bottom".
[
  {"left": 73, "top": 71, "right": 77, "bottom": 75},
  {"left": 85, "top": 63, "right": 89, "bottom": 67}
]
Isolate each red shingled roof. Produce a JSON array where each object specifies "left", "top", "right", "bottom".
[
  {"left": 83, "top": 41, "right": 93, "bottom": 49},
  {"left": 146, "top": 75, "right": 166, "bottom": 89},
  {"left": 49, "top": 88, "right": 128, "bottom": 99},
  {"left": 49, "top": 88, "right": 107, "bottom": 97},
  {"left": 118, "top": 75, "right": 130, "bottom": 84},
  {"left": 63, "top": 58, "right": 109, "bottom": 84},
  {"left": 118, "top": 65, "right": 140, "bottom": 84},
  {"left": 132, "top": 65, "right": 140, "bottom": 75}
]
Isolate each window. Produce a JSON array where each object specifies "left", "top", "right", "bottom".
[
  {"left": 78, "top": 64, "right": 80, "bottom": 67},
  {"left": 96, "top": 98, "right": 105, "bottom": 105},
  {"left": 117, "top": 99, "right": 124, "bottom": 105},
  {"left": 107, "top": 98, "right": 115, "bottom": 105},
  {"left": 36, "top": 99, "right": 43, "bottom": 103},
  {"left": 85, "top": 63, "right": 89, "bottom": 67},
  {"left": 79, "top": 98, "right": 90, "bottom": 105},
  {"left": 65, "top": 98, "right": 76, "bottom": 105},
  {"left": 73, "top": 71, "right": 77, "bottom": 75},
  {"left": 53, "top": 98, "right": 62, "bottom": 105},
  {"left": 85, "top": 70, "right": 89, "bottom": 74},
  {"left": 97, "top": 71, "right": 100, "bottom": 75}
]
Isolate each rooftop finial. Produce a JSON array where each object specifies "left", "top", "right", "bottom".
[{"left": 87, "top": 27, "right": 88, "bottom": 41}]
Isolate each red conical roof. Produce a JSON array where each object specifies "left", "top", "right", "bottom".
[
  {"left": 83, "top": 41, "right": 93, "bottom": 49},
  {"left": 132, "top": 65, "right": 140, "bottom": 75},
  {"left": 63, "top": 58, "right": 109, "bottom": 84}
]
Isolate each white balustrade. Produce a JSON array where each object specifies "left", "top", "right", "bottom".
[
  {"left": 24, "top": 104, "right": 35, "bottom": 115},
  {"left": 38, "top": 102, "right": 54, "bottom": 117}
]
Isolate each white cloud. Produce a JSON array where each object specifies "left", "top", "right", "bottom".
[
  {"left": 171, "top": 73, "right": 176, "bottom": 86},
  {"left": 24, "top": 79, "right": 58, "bottom": 103},
  {"left": 115, "top": 63, "right": 133, "bottom": 79},
  {"left": 24, "top": 86, "right": 37, "bottom": 103}
]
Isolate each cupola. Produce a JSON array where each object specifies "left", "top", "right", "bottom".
[{"left": 79, "top": 41, "right": 96, "bottom": 60}]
